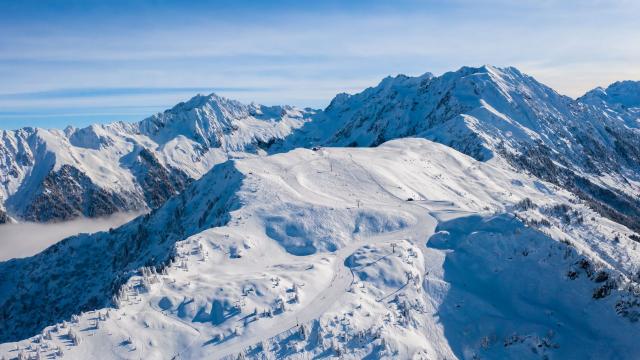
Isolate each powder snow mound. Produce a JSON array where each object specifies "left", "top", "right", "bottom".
[
  {"left": 0, "top": 92, "right": 313, "bottom": 223},
  {"left": 2, "top": 137, "right": 639, "bottom": 359}
]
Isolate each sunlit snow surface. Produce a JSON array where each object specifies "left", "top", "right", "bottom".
[{"left": 1, "top": 138, "right": 639, "bottom": 359}]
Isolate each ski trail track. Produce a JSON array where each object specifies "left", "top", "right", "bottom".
[{"left": 211, "top": 149, "right": 465, "bottom": 359}]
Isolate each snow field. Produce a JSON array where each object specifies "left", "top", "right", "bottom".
[{"left": 1, "top": 138, "right": 639, "bottom": 359}]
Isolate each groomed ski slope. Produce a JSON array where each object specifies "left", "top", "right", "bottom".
[{"left": 2, "top": 138, "right": 639, "bottom": 359}]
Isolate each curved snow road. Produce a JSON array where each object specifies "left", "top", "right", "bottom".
[
  {"left": 211, "top": 154, "right": 441, "bottom": 359},
  {"left": 212, "top": 217, "right": 435, "bottom": 359}
]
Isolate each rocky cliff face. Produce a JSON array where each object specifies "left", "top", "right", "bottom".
[
  {"left": 128, "top": 148, "right": 191, "bottom": 209},
  {"left": 0, "top": 208, "right": 8, "bottom": 223},
  {"left": 22, "top": 164, "right": 141, "bottom": 222}
]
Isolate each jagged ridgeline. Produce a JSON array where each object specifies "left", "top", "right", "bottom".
[
  {"left": 0, "top": 65, "right": 639, "bottom": 359},
  {"left": 0, "top": 95, "right": 311, "bottom": 223},
  {"left": 1, "top": 66, "right": 639, "bottom": 231},
  {"left": 283, "top": 66, "right": 640, "bottom": 230}
]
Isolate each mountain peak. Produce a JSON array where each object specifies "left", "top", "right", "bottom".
[
  {"left": 448, "top": 65, "right": 530, "bottom": 85},
  {"left": 580, "top": 80, "right": 640, "bottom": 108},
  {"left": 135, "top": 90, "right": 313, "bottom": 152},
  {"left": 168, "top": 92, "right": 245, "bottom": 114},
  {"left": 136, "top": 92, "right": 251, "bottom": 146},
  {"left": 3, "top": 64, "right": 640, "bottom": 359},
  {"left": 376, "top": 71, "right": 434, "bottom": 88}
]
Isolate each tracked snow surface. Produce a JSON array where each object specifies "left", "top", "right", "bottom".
[{"left": 1, "top": 138, "right": 640, "bottom": 359}]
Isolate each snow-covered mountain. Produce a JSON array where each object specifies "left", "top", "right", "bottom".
[
  {"left": 1, "top": 65, "right": 640, "bottom": 359},
  {"left": 580, "top": 80, "right": 640, "bottom": 109},
  {"left": 284, "top": 65, "right": 640, "bottom": 231},
  {"left": 0, "top": 94, "right": 311, "bottom": 222},
  {"left": 1, "top": 138, "right": 639, "bottom": 359},
  {"left": 2, "top": 66, "right": 638, "bottom": 231}
]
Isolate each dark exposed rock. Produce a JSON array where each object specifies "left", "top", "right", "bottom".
[
  {"left": 0, "top": 208, "right": 9, "bottom": 224},
  {"left": 1, "top": 93, "right": 306, "bottom": 223},
  {"left": 277, "top": 66, "right": 640, "bottom": 234},
  {"left": 131, "top": 148, "right": 191, "bottom": 209},
  {"left": 21, "top": 165, "right": 141, "bottom": 222},
  {"left": 503, "top": 145, "right": 640, "bottom": 232}
]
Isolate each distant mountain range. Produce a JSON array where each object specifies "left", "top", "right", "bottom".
[
  {"left": 0, "top": 94, "right": 312, "bottom": 222},
  {"left": 2, "top": 65, "right": 639, "bottom": 231}
]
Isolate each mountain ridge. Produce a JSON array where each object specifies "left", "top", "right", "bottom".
[
  {"left": 0, "top": 93, "right": 311, "bottom": 222},
  {"left": 1, "top": 65, "right": 639, "bottom": 228},
  {"left": 278, "top": 65, "right": 640, "bottom": 230}
]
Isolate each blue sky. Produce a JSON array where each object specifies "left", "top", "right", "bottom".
[{"left": 1, "top": 0, "right": 638, "bottom": 130}]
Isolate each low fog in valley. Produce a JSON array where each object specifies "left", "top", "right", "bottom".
[{"left": 0, "top": 212, "right": 144, "bottom": 261}]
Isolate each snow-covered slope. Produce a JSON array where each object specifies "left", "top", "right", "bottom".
[
  {"left": 580, "top": 80, "right": 640, "bottom": 109},
  {"left": 282, "top": 65, "right": 640, "bottom": 231},
  {"left": 0, "top": 94, "right": 311, "bottom": 223},
  {"left": 578, "top": 81, "right": 640, "bottom": 132},
  {"left": 2, "top": 65, "right": 640, "bottom": 359},
  {"left": 1, "top": 138, "right": 639, "bottom": 359}
]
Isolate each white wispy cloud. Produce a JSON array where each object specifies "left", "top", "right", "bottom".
[{"left": 0, "top": 0, "right": 638, "bottom": 128}]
